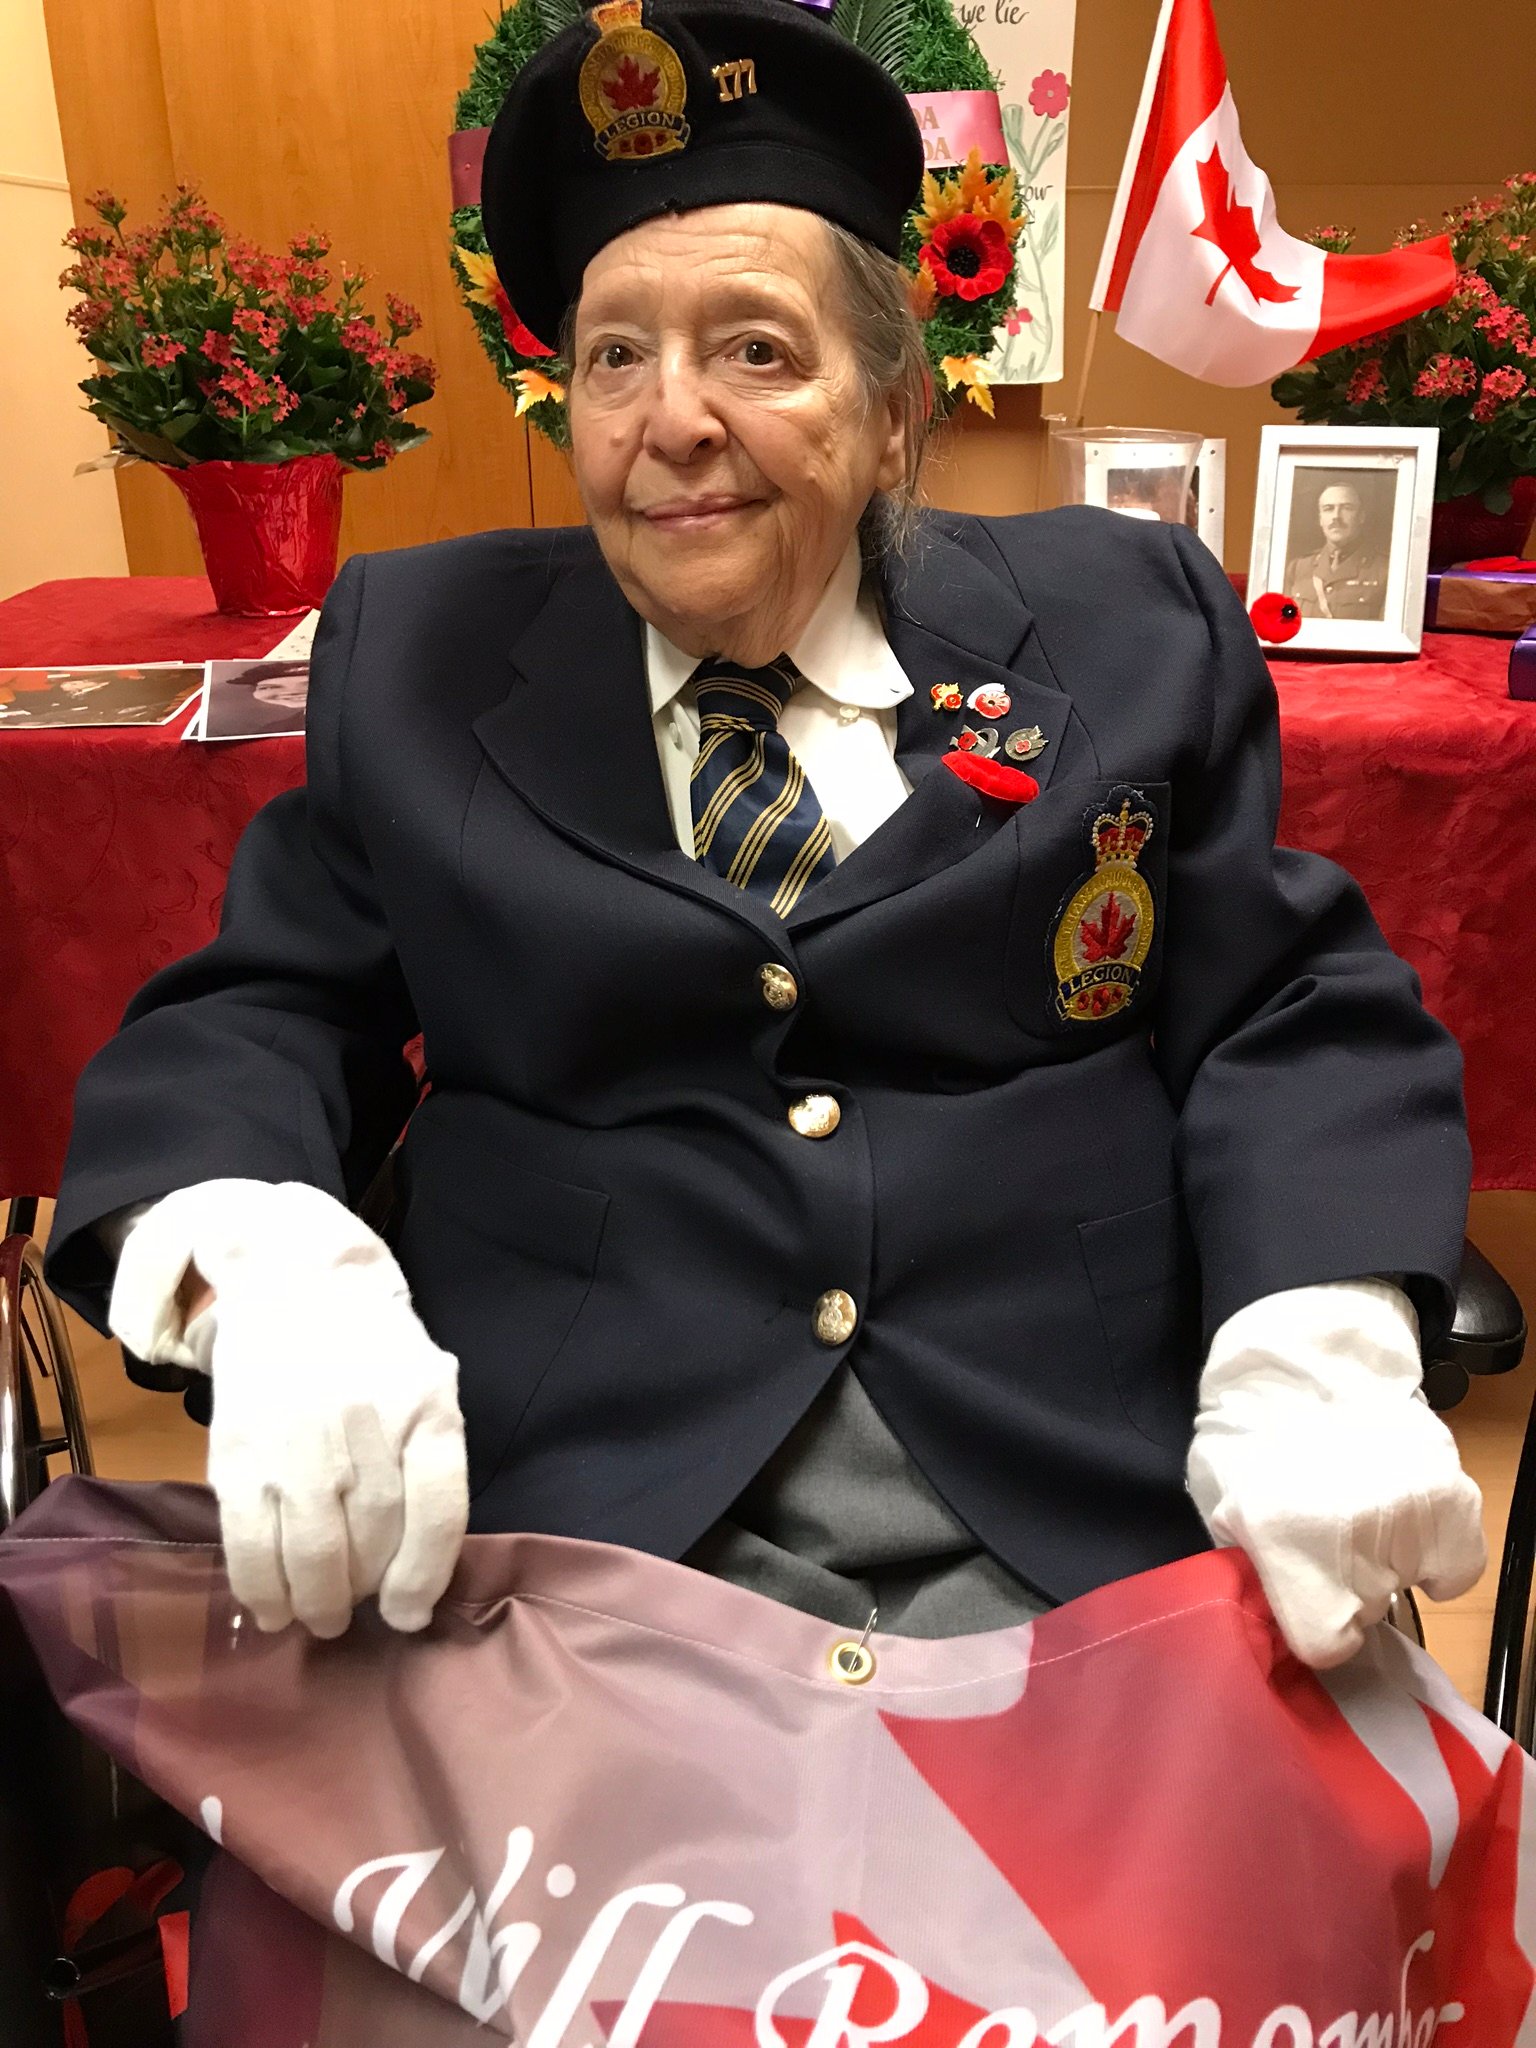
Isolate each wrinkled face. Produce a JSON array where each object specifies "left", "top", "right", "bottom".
[
  {"left": 1318, "top": 484, "right": 1363, "bottom": 548},
  {"left": 567, "top": 204, "right": 906, "bottom": 667}
]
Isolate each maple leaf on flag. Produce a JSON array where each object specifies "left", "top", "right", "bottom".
[
  {"left": 1079, "top": 891, "right": 1136, "bottom": 962},
  {"left": 1191, "top": 144, "right": 1300, "bottom": 309},
  {"left": 604, "top": 54, "right": 660, "bottom": 111}
]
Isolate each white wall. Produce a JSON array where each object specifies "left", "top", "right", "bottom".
[{"left": 0, "top": 0, "right": 128, "bottom": 600}]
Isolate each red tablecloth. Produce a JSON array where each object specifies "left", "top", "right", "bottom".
[
  {"left": 0, "top": 579, "right": 305, "bottom": 1196},
  {"left": 2, "top": 579, "right": 1533, "bottom": 1195},
  {"left": 1272, "top": 633, "right": 1536, "bottom": 1192}
]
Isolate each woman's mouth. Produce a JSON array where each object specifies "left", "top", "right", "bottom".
[{"left": 640, "top": 496, "right": 760, "bottom": 533}]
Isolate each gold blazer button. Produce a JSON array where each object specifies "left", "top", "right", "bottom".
[
  {"left": 759, "top": 963, "right": 799, "bottom": 1011},
  {"left": 788, "top": 1094, "right": 840, "bottom": 1139},
  {"left": 813, "top": 1289, "right": 858, "bottom": 1345}
]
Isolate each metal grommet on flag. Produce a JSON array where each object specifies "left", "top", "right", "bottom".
[
  {"left": 829, "top": 1640, "right": 876, "bottom": 1685},
  {"left": 828, "top": 1607, "right": 878, "bottom": 1685}
]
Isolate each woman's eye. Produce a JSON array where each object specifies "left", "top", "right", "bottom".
[
  {"left": 739, "top": 338, "right": 779, "bottom": 367},
  {"left": 598, "top": 342, "right": 634, "bottom": 371}
]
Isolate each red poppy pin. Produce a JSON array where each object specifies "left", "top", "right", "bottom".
[
  {"left": 1249, "top": 591, "right": 1302, "bottom": 643},
  {"left": 943, "top": 752, "right": 1040, "bottom": 804}
]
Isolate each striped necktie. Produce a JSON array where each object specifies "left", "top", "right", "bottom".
[{"left": 689, "top": 655, "right": 836, "bottom": 916}]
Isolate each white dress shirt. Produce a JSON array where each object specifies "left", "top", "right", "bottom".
[{"left": 645, "top": 538, "right": 913, "bottom": 860}]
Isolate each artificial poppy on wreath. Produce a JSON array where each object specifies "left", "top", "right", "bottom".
[{"left": 920, "top": 214, "right": 1013, "bottom": 302}]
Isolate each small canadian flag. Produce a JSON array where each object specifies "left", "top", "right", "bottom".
[{"left": 1090, "top": 0, "right": 1457, "bottom": 385}]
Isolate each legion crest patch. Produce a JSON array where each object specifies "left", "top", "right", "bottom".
[
  {"left": 580, "top": 0, "right": 692, "bottom": 164},
  {"left": 1051, "top": 791, "right": 1156, "bottom": 1023}
]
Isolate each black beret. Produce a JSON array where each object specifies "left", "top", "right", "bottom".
[{"left": 481, "top": 0, "right": 924, "bottom": 351}]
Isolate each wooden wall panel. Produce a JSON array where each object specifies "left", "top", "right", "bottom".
[
  {"left": 148, "top": 0, "right": 534, "bottom": 557},
  {"left": 41, "top": 0, "right": 197, "bottom": 573},
  {"left": 44, "top": 0, "right": 534, "bottom": 573},
  {"left": 530, "top": 431, "right": 586, "bottom": 529}
]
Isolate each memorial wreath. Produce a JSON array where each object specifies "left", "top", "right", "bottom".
[{"left": 448, "top": 0, "right": 1025, "bottom": 447}]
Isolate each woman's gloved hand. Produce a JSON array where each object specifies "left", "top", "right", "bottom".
[
  {"left": 108, "top": 1179, "right": 468, "bottom": 1639},
  {"left": 1187, "top": 1277, "right": 1487, "bottom": 1669}
]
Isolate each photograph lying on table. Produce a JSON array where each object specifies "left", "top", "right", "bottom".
[
  {"left": 1249, "top": 425, "right": 1439, "bottom": 656},
  {"left": 193, "top": 657, "right": 310, "bottom": 742},
  {"left": 0, "top": 663, "right": 203, "bottom": 728}
]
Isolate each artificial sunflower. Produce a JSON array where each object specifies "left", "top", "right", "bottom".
[{"left": 921, "top": 215, "right": 1013, "bottom": 302}]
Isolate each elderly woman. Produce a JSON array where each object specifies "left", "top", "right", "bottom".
[{"left": 47, "top": 0, "right": 1482, "bottom": 1671}]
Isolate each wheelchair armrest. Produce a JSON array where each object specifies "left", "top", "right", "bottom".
[{"left": 1441, "top": 1238, "right": 1527, "bottom": 1377}]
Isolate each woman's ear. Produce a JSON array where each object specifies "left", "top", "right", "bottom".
[{"left": 873, "top": 386, "right": 910, "bottom": 495}]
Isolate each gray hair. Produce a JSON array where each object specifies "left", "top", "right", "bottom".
[
  {"left": 560, "top": 216, "right": 934, "bottom": 561},
  {"left": 820, "top": 221, "right": 933, "bottom": 564}
]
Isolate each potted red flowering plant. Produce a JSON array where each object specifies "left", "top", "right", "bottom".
[
  {"left": 1272, "top": 174, "right": 1536, "bottom": 566},
  {"left": 60, "top": 185, "right": 438, "bottom": 614}
]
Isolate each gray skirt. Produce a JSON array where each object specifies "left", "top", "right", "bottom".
[{"left": 684, "top": 1367, "right": 1050, "bottom": 1639}]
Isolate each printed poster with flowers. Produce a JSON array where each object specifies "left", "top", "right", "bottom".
[{"left": 961, "top": 0, "right": 1077, "bottom": 384}]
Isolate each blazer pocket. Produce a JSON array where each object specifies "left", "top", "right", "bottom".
[
  {"left": 1078, "top": 1192, "right": 1201, "bottom": 1448},
  {"left": 395, "top": 1120, "right": 610, "bottom": 1496}
]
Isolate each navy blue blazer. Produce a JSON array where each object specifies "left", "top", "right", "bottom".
[{"left": 45, "top": 507, "right": 1471, "bottom": 1603}]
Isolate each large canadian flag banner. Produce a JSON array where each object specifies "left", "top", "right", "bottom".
[{"left": 1091, "top": 0, "right": 1457, "bottom": 385}]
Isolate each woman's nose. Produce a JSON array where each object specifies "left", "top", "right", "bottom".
[{"left": 643, "top": 352, "right": 727, "bottom": 463}]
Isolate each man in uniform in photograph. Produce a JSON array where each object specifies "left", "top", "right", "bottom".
[{"left": 1286, "top": 478, "right": 1390, "bottom": 620}]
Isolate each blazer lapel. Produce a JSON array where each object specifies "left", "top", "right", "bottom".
[
  {"left": 886, "top": 521, "right": 1070, "bottom": 798},
  {"left": 472, "top": 520, "right": 1074, "bottom": 944},
  {"left": 788, "top": 522, "right": 1072, "bottom": 932},
  {"left": 472, "top": 550, "right": 788, "bottom": 946}
]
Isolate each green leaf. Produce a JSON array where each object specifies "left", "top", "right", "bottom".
[
  {"left": 1482, "top": 480, "right": 1515, "bottom": 515},
  {"left": 106, "top": 419, "right": 197, "bottom": 467},
  {"left": 159, "top": 413, "right": 201, "bottom": 444},
  {"left": 830, "top": 0, "right": 914, "bottom": 78},
  {"left": 534, "top": 0, "right": 583, "bottom": 34}
]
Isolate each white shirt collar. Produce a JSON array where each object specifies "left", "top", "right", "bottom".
[{"left": 643, "top": 539, "right": 912, "bottom": 717}]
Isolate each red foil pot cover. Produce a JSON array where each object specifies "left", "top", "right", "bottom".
[{"left": 161, "top": 453, "right": 345, "bottom": 618}]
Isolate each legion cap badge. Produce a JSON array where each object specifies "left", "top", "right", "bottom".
[
  {"left": 580, "top": 0, "right": 692, "bottom": 164},
  {"left": 1051, "top": 792, "right": 1156, "bottom": 1024}
]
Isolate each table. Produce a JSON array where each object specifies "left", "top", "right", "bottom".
[
  {"left": 2, "top": 579, "right": 1533, "bottom": 1197},
  {"left": 1271, "top": 633, "right": 1536, "bottom": 1193},
  {"left": 0, "top": 580, "right": 305, "bottom": 1197}
]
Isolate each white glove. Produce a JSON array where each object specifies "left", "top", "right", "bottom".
[
  {"left": 109, "top": 1180, "right": 468, "bottom": 1639},
  {"left": 1187, "top": 1278, "right": 1486, "bottom": 1669}
]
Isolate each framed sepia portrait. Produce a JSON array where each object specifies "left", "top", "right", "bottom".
[{"left": 1248, "top": 425, "right": 1440, "bottom": 656}]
